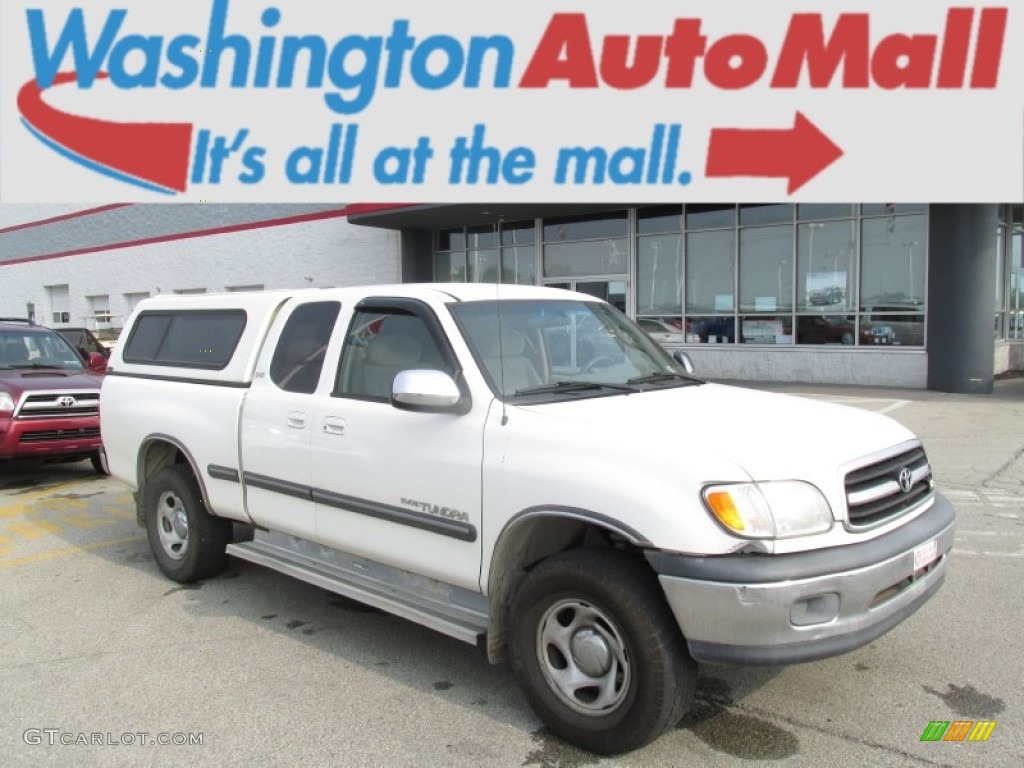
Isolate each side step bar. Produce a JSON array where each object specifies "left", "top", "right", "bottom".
[{"left": 226, "top": 531, "right": 489, "bottom": 645}]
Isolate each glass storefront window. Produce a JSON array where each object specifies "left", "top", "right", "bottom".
[
  {"left": 434, "top": 251, "right": 466, "bottom": 282},
  {"left": 996, "top": 225, "right": 1006, "bottom": 306},
  {"left": 638, "top": 206, "right": 682, "bottom": 234},
  {"left": 467, "top": 225, "right": 498, "bottom": 249},
  {"left": 576, "top": 280, "right": 628, "bottom": 313},
  {"left": 431, "top": 204, "right": 943, "bottom": 350},
  {"left": 544, "top": 239, "right": 628, "bottom": 278},
  {"left": 861, "top": 204, "right": 927, "bottom": 216},
  {"left": 1010, "top": 216, "right": 1023, "bottom": 339},
  {"left": 501, "top": 246, "right": 536, "bottom": 285},
  {"left": 1013, "top": 220, "right": 1023, "bottom": 271},
  {"left": 543, "top": 211, "right": 628, "bottom": 242},
  {"left": 797, "top": 220, "right": 856, "bottom": 312},
  {"left": 1011, "top": 272, "right": 1023, "bottom": 340},
  {"left": 437, "top": 228, "right": 466, "bottom": 252},
  {"left": 637, "top": 234, "right": 682, "bottom": 314},
  {"left": 862, "top": 313, "right": 925, "bottom": 347},
  {"left": 686, "top": 316, "right": 736, "bottom": 344},
  {"left": 860, "top": 215, "right": 927, "bottom": 311},
  {"left": 636, "top": 317, "right": 687, "bottom": 344},
  {"left": 686, "top": 204, "right": 735, "bottom": 230},
  {"left": 996, "top": 225, "right": 1006, "bottom": 339},
  {"left": 541, "top": 212, "right": 629, "bottom": 278},
  {"left": 740, "top": 204, "right": 792, "bottom": 226},
  {"left": 437, "top": 221, "right": 537, "bottom": 285},
  {"left": 740, "top": 226, "right": 793, "bottom": 313},
  {"left": 501, "top": 220, "right": 536, "bottom": 247},
  {"left": 740, "top": 315, "right": 793, "bottom": 344},
  {"left": 686, "top": 230, "right": 734, "bottom": 314},
  {"left": 796, "top": 315, "right": 859, "bottom": 346},
  {"left": 466, "top": 249, "right": 499, "bottom": 283},
  {"left": 798, "top": 204, "right": 854, "bottom": 220}
]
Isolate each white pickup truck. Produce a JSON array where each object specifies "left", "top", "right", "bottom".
[{"left": 101, "top": 283, "right": 954, "bottom": 754}]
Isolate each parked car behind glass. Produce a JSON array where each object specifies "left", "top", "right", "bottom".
[{"left": 55, "top": 327, "right": 111, "bottom": 364}]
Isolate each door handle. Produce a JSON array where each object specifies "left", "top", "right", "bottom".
[
  {"left": 287, "top": 411, "right": 308, "bottom": 429},
  {"left": 323, "top": 415, "right": 346, "bottom": 435}
]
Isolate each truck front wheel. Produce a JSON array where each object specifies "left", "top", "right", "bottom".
[
  {"left": 509, "top": 549, "right": 696, "bottom": 754},
  {"left": 143, "top": 465, "right": 231, "bottom": 583}
]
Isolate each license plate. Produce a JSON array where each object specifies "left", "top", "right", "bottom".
[{"left": 914, "top": 539, "right": 939, "bottom": 571}]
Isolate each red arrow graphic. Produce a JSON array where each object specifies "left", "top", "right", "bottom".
[
  {"left": 18, "top": 71, "right": 192, "bottom": 193},
  {"left": 705, "top": 112, "right": 843, "bottom": 194}
]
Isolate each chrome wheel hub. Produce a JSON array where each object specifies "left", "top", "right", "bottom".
[
  {"left": 536, "top": 599, "right": 630, "bottom": 716},
  {"left": 156, "top": 491, "right": 189, "bottom": 561}
]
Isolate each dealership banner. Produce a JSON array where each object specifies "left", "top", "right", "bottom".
[{"left": 1, "top": 0, "right": 1022, "bottom": 202}]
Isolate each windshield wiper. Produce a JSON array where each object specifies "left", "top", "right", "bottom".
[
  {"left": 627, "top": 372, "right": 703, "bottom": 387},
  {"left": 514, "top": 380, "right": 640, "bottom": 396}
]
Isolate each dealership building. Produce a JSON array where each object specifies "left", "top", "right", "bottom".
[{"left": 0, "top": 202, "right": 1021, "bottom": 393}]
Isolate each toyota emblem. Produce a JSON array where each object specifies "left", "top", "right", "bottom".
[
  {"left": 57, "top": 396, "right": 77, "bottom": 408},
  {"left": 898, "top": 468, "right": 913, "bottom": 493}
]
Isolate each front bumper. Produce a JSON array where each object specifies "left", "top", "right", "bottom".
[
  {"left": 0, "top": 416, "right": 103, "bottom": 459},
  {"left": 646, "top": 493, "right": 955, "bottom": 665}
]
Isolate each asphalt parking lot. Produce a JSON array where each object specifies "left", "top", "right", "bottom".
[{"left": 1, "top": 381, "right": 1022, "bottom": 767}]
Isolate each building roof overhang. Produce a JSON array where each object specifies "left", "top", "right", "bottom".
[{"left": 347, "top": 203, "right": 630, "bottom": 230}]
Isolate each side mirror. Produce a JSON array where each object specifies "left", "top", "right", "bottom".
[
  {"left": 672, "top": 349, "right": 696, "bottom": 375},
  {"left": 87, "top": 352, "right": 108, "bottom": 374},
  {"left": 392, "top": 369, "right": 464, "bottom": 412}
]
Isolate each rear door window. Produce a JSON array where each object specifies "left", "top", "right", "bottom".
[{"left": 269, "top": 302, "right": 341, "bottom": 394}]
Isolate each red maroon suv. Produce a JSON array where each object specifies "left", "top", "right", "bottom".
[{"left": 0, "top": 319, "right": 108, "bottom": 473}]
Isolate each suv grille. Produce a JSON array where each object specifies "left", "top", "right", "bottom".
[
  {"left": 845, "top": 445, "right": 933, "bottom": 529},
  {"left": 16, "top": 392, "right": 100, "bottom": 419},
  {"left": 20, "top": 427, "right": 102, "bottom": 443}
]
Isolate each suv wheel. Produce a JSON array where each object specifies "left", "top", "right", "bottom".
[{"left": 90, "top": 449, "right": 110, "bottom": 476}]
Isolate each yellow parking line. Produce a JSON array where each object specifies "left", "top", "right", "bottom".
[
  {"left": 59, "top": 512, "right": 118, "bottom": 529},
  {"left": 105, "top": 504, "right": 137, "bottom": 521},
  {"left": 0, "top": 503, "right": 29, "bottom": 520},
  {"left": 0, "top": 535, "right": 145, "bottom": 569},
  {"left": 48, "top": 497, "right": 90, "bottom": 511},
  {"left": 7, "top": 520, "right": 62, "bottom": 538},
  {"left": 3, "top": 478, "right": 102, "bottom": 506}
]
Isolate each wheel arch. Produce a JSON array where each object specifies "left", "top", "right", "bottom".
[
  {"left": 135, "top": 434, "right": 211, "bottom": 526},
  {"left": 485, "top": 507, "right": 652, "bottom": 665}
]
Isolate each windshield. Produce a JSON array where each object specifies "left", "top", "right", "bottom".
[
  {"left": 451, "top": 299, "right": 699, "bottom": 399},
  {"left": 0, "top": 331, "right": 85, "bottom": 370}
]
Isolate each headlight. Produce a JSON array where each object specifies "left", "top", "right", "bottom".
[
  {"left": 702, "top": 481, "right": 833, "bottom": 539},
  {"left": 0, "top": 392, "right": 14, "bottom": 413}
]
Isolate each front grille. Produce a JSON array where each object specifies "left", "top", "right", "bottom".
[
  {"left": 845, "top": 445, "right": 933, "bottom": 529},
  {"left": 16, "top": 391, "right": 100, "bottom": 419},
  {"left": 19, "top": 427, "right": 102, "bottom": 443}
]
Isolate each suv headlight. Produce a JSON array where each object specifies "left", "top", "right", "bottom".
[
  {"left": 702, "top": 481, "right": 833, "bottom": 539},
  {"left": 0, "top": 392, "right": 14, "bottom": 413}
]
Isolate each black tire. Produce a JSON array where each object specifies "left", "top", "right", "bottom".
[
  {"left": 143, "top": 465, "right": 231, "bottom": 583},
  {"left": 90, "top": 448, "right": 110, "bottom": 476},
  {"left": 509, "top": 549, "right": 697, "bottom": 755}
]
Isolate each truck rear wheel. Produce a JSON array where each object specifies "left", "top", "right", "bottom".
[
  {"left": 143, "top": 465, "right": 231, "bottom": 583},
  {"left": 509, "top": 549, "right": 696, "bottom": 755}
]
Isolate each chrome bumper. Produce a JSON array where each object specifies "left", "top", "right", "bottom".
[{"left": 646, "top": 493, "right": 955, "bottom": 665}]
